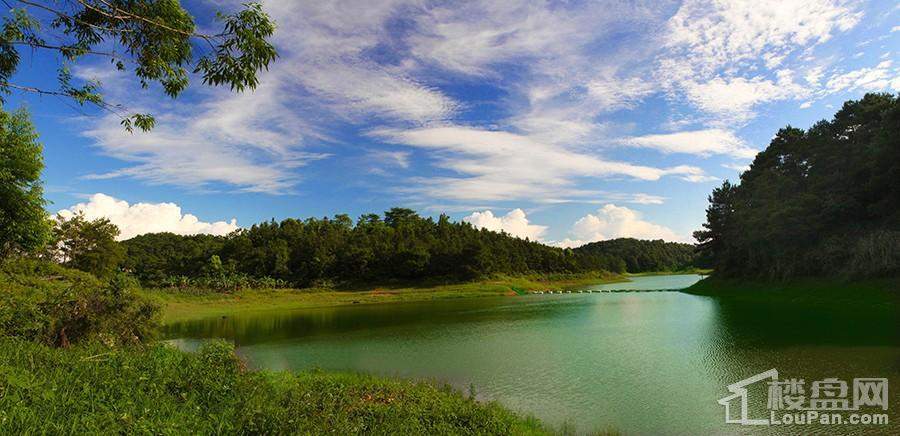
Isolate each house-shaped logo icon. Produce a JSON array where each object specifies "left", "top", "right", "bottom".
[{"left": 718, "top": 369, "right": 779, "bottom": 425}]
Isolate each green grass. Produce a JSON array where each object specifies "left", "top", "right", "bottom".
[
  {"left": 144, "top": 272, "right": 627, "bottom": 323},
  {"left": 0, "top": 338, "right": 549, "bottom": 435},
  {"left": 684, "top": 276, "right": 899, "bottom": 312}
]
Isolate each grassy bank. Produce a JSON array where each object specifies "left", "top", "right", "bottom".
[
  {"left": 0, "top": 338, "right": 547, "bottom": 435},
  {"left": 146, "top": 272, "right": 626, "bottom": 323},
  {"left": 626, "top": 268, "right": 712, "bottom": 277},
  {"left": 684, "top": 276, "right": 899, "bottom": 312}
]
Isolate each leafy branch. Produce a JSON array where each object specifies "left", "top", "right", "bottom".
[{"left": 0, "top": 0, "right": 277, "bottom": 132}]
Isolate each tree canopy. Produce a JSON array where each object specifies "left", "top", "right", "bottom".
[
  {"left": 695, "top": 93, "right": 900, "bottom": 279},
  {"left": 0, "top": 107, "right": 48, "bottom": 257},
  {"left": 47, "top": 212, "right": 124, "bottom": 278},
  {"left": 0, "top": 0, "right": 276, "bottom": 131}
]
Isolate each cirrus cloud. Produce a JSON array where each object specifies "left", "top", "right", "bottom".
[{"left": 373, "top": 125, "right": 714, "bottom": 203}]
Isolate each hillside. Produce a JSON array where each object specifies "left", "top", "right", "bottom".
[{"left": 573, "top": 238, "right": 696, "bottom": 273}]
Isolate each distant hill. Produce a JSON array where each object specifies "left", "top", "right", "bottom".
[{"left": 573, "top": 238, "right": 696, "bottom": 273}]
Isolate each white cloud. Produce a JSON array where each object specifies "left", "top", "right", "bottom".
[
  {"left": 407, "top": 1, "right": 642, "bottom": 78},
  {"left": 555, "top": 204, "right": 686, "bottom": 246},
  {"left": 623, "top": 129, "right": 758, "bottom": 159},
  {"left": 267, "top": 0, "right": 458, "bottom": 123},
  {"left": 611, "top": 193, "right": 667, "bottom": 205},
  {"left": 529, "top": 193, "right": 667, "bottom": 206},
  {"left": 403, "top": 0, "right": 668, "bottom": 147},
  {"left": 722, "top": 163, "right": 752, "bottom": 172},
  {"left": 805, "top": 66, "right": 825, "bottom": 85},
  {"left": 78, "top": 66, "right": 329, "bottom": 193},
  {"left": 585, "top": 75, "right": 656, "bottom": 112},
  {"left": 679, "top": 73, "right": 810, "bottom": 123},
  {"left": 663, "top": 0, "right": 861, "bottom": 78},
  {"left": 57, "top": 193, "right": 239, "bottom": 240},
  {"left": 364, "top": 149, "right": 413, "bottom": 176},
  {"left": 296, "top": 62, "right": 457, "bottom": 122},
  {"left": 373, "top": 125, "right": 713, "bottom": 202},
  {"left": 462, "top": 209, "right": 547, "bottom": 241},
  {"left": 824, "top": 60, "right": 900, "bottom": 93},
  {"left": 660, "top": 0, "right": 862, "bottom": 121},
  {"left": 550, "top": 239, "right": 586, "bottom": 249}
]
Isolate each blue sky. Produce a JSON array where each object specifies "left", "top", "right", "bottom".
[{"left": 8, "top": 0, "right": 900, "bottom": 245}]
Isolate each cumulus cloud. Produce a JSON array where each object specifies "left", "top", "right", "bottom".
[
  {"left": 462, "top": 209, "right": 547, "bottom": 241},
  {"left": 552, "top": 204, "right": 686, "bottom": 248},
  {"left": 57, "top": 193, "right": 239, "bottom": 240}
]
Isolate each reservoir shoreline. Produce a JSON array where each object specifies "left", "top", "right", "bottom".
[{"left": 150, "top": 271, "right": 654, "bottom": 323}]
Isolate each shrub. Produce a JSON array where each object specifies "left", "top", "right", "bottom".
[
  {"left": 0, "top": 259, "right": 159, "bottom": 347},
  {"left": 154, "top": 273, "right": 290, "bottom": 292}
]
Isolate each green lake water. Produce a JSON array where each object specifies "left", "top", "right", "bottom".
[{"left": 165, "top": 275, "right": 899, "bottom": 434}]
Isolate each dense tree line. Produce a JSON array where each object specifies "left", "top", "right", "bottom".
[
  {"left": 122, "top": 209, "right": 635, "bottom": 287},
  {"left": 121, "top": 233, "right": 225, "bottom": 285},
  {"left": 573, "top": 238, "right": 695, "bottom": 273},
  {"left": 695, "top": 93, "right": 900, "bottom": 279}
]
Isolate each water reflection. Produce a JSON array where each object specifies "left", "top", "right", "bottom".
[{"left": 164, "top": 296, "right": 597, "bottom": 346}]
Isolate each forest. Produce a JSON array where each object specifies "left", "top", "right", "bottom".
[
  {"left": 119, "top": 211, "right": 694, "bottom": 289},
  {"left": 573, "top": 238, "right": 695, "bottom": 273},
  {"left": 694, "top": 93, "right": 900, "bottom": 279}
]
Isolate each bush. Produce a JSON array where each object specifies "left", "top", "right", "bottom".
[
  {"left": 155, "top": 273, "right": 290, "bottom": 292},
  {"left": 0, "top": 259, "right": 159, "bottom": 347}
]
